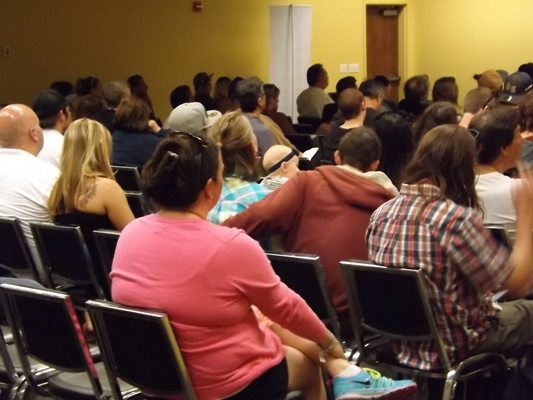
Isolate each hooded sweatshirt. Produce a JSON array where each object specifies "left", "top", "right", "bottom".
[{"left": 223, "top": 165, "right": 394, "bottom": 313}]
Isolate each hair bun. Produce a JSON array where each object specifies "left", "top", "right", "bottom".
[{"left": 473, "top": 74, "right": 481, "bottom": 80}]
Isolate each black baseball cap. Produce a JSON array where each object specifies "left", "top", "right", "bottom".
[
  {"left": 497, "top": 72, "right": 533, "bottom": 105},
  {"left": 193, "top": 72, "right": 213, "bottom": 89},
  {"left": 32, "top": 89, "right": 76, "bottom": 120}
]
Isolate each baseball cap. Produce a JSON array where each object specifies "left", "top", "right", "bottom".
[
  {"left": 473, "top": 69, "right": 503, "bottom": 93},
  {"left": 168, "top": 102, "right": 221, "bottom": 134},
  {"left": 497, "top": 72, "right": 533, "bottom": 105},
  {"left": 193, "top": 72, "right": 213, "bottom": 89},
  {"left": 32, "top": 89, "right": 76, "bottom": 120}
]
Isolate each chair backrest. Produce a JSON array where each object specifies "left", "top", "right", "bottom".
[
  {"left": 297, "top": 116, "right": 322, "bottom": 129},
  {"left": 340, "top": 260, "right": 451, "bottom": 369},
  {"left": 87, "top": 300, "right": 196, "bottom": 399},
  {"left": 93, "top": 230, "right": 121, "bottom": 282},
  {"left": 112, "top": 166, "right": 142, "bottom": 192},
  {"left": 266, "top": 252, "right": 341, "bottom": 340},
  {"left": 298, "top": 158, "right": 312, "bottom": 171},
  {"left": 0, "top": 284, "right": 103, "bottom": 397},
  {"left": 29, "top": 222, "right": 105, "bottom": 299},
  {"left": 484, "top": 224, "right": 512, "bottom": 250},
  {"left": 0, "top": 217, "right": 40, "bottom": 281},
  {"left": 125, "top": 192, "right": 150, "bottom": 218},
  {"left": 292, "top": 123, "right": 315, "bottom": 134},
  {"left": 285, "top": 134, "right": 316, "bottom": 152}
]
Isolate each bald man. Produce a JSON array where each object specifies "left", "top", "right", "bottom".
[
  {"left": 260, "top": 145, "right": 300, "bottom": 190},
  {"left": 0, "top": 104, "right": 59, "bottom": 281}
]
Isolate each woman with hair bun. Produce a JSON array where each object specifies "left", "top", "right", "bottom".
[{"left": 110, "top": 133, "right": 416, "bottom": 400}]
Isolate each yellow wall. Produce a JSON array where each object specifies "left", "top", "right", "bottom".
[
  {"left": 5, "top": 0, "right": 528, "bottom": 117},
  {"left": 0, "top": 0, "right": 414, "bottom": 118},
  {"left": 410, "top": 0, "right": 533, "bottom": 105}
]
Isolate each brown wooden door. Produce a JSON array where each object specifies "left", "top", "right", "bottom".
[{"left": 366, "top": 6, "right": 401, "bottom": 102}]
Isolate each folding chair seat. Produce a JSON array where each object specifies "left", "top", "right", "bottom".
[
  {"left": 29, "top": 222, "right": 107, "bottom": 300},
  {"left": 341, "top": 260, "right": 512, "bottom": 400},
  {"left": 0, "top": 284, "right": 138, "bottom": 400}
]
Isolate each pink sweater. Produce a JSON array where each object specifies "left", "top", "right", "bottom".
[{"left": 110, "top": 215, "right": 327, "bottom": 400}]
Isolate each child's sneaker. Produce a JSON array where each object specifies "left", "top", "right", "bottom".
[{"left": 333, "top": 368, "right": 417, "bottom": 400}]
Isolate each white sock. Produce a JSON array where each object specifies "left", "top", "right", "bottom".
[{"left": 335, "top": 364, "right": 362, "bottom": 378}]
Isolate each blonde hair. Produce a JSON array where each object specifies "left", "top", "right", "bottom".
[
  {"left": 48, "top": 118, "right": 114, "bottom": 216},
  {"left": 209, "top": 112, "right": 259, "bottom": 181}
]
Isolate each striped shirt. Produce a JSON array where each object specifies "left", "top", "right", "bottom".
[
  {"left": 207, "top": 176, "right": 271, "bottom": 224},
  {"left": 260, "top": 175, "right": 289, "bottom": 191},
  {"left": 366, "top": 183, "right": 512, "bottom": 370}
]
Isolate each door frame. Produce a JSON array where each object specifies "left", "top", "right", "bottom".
[{"left": 363, "top": 1, "right": 408, "bottom": 96}]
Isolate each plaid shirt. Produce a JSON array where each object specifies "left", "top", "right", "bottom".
[
  {"left": 207, "top": 176, "right": 271, "bottom": 224},
  {"left": 366, "top": 183, "right": 512, "bottom": 370}
]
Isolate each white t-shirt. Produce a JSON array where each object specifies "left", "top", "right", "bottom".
[
  {"left": 0, "top": 148, "right": 59, "bottom": 280},
  {"left": 296, "top": 87, "right": 334, "bottom": 119},
  {"left": 37, "top": 128, "right": 63, "bottom": 169},
  {"left": 475, "top": 172, "right": 520, "bottom": 240}
]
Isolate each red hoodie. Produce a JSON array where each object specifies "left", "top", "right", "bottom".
[{"left": 223, "top": 166, "right": 394, "bottom": 313}]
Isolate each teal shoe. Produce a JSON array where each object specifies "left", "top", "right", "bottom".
[{"left": 333, "top": 368, "right": 417, "bottom": 400}]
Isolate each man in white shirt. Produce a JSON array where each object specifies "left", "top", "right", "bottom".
[
  {"left": 32, "top": 89, "right": 75, "bottom": 168},
  {"left": 296, "top": 63, "right": 334, "bottom": 119},
  {"left": 0, "top": 104, "right": 60, "bottom": 281}
]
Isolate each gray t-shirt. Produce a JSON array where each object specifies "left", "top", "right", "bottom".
[{"left": 243, "top": 114, "right": 276, "bottom": 156}]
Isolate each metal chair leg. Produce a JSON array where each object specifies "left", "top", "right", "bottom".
[{"left": 442, "top": 370, "right": 457, "bottom": 400}]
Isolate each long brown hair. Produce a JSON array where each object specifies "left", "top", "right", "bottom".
[
  {"left": 209, "top": 112, "right": 260, "bottom": 182},
  {"left": 403, "top": 124, "right": 481, "bottom": 210}
]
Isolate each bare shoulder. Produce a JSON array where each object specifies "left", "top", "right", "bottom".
[{"left": 95, "top": 177, "right": 122, "bottom": 190}]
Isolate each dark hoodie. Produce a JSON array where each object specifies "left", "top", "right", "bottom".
[{"left": 223, "top": 166, "right": 394, "bottom": 314}]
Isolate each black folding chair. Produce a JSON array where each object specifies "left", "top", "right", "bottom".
[
  {"left": 87, "top": 300, "right": 196, "bottom": 399},
  {"left": 266, "top": 252, "right": 341, "bottom": 341},
  {"left": 0, "top": 284, "right": 137, "bottom": 399},
  {"left": 125, "top": 192, "right": 150, "bottom": 218},
  {"left": 29, "top": 223, "right": 106, "bottom": 300},
  {"left": 297, "top": 116, "right": 322, "bottom": 130},
  {"left": 485, "top": 225, "right": 512, "bottom": 302},
  {"left": 341, "top": 260, "right": 511, "bottom": 400},
  {"left": 112, "top": 166, "right": 143, "bottom": 192},
  {"left": 0, "top": 217, "right": 41, "bottom": 282},
  {"left": 93, "top": 230, "right": 121, "bottom": 286},
  {"left": 485, "top": 224, "right": 512, "bottom": 250},
  {"left": 285, "top": 134, "right": 316, "bottom": 152},
  {"left": 292, "top": 123, "right": 315, "bottom": 134}
]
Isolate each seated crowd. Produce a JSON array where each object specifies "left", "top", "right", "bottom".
[{"left": 2, "top": 62, "right": 533, "bottom": 400}]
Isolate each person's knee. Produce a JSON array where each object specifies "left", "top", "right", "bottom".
[{"left": 285, "top": 346, "right": 322, "bottom": 391}]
